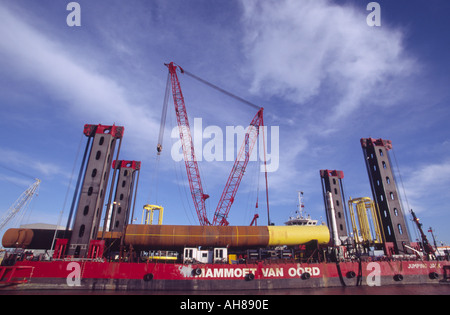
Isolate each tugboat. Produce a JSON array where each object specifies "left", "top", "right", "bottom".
[{"left": 284, "top": 192, "right": 318, "bottom": 226}]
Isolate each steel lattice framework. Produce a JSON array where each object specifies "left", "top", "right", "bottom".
[
  {"left": 212, "top": 108, "right": 264, "bottom": 226},
  {"left": 168, "top": 62, "right": 210, "bottom": 226},
  {"left": 0, "top": 179, "right": 41, "bottom": 232}
]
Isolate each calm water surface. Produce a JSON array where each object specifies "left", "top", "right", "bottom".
[{"left": 2, "top": 284, "right": 450, "bottom": 295}]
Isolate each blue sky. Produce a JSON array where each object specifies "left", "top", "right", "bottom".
[{"left": 1, "top": 0, "right": 449, "bottom": 245}]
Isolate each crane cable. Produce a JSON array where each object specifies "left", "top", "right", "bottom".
[
  {"left": 261, "top": 123, "right": 271, "bottom": 225},
  {"left": 156, "top": 72, "right": 171, "bottom": 155},
  {"left": 391, "top": 147, "right": 414, "bottom": 240},
  {"left": 171, "top": 62, "right": 261, "bottom": 111},
  {"left": 0, "top": 164, "right": 36, "bottom": 182},
  {"left": 148, "top": 72, "right": 171, "bottom": 206}
]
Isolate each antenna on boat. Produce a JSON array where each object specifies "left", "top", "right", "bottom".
[{"left": 297, "top": 191, "right": 304, "bottom": 216}]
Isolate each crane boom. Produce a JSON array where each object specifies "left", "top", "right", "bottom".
[
  {"left": 166, "top": 62, "right": 210, "bottom": 226},
  {"left": 0, "top": 178, "right": 41, "bottom": 232},
  {"left": 410, "top": 209, "right": 435, "bottom": 256},
  {"left": 212, "top": 108, "right": 264, "bottom": 226}
]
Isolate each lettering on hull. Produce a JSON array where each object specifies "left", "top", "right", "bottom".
[{"left": 179, "top": 265, "right": 321, "bottom": 279}]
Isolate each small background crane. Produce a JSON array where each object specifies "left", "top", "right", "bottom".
[
  {"left": 0, "top": 178, "right": 41, "bottom": 234},
  {"left": 410, "top": 209, "right": 436, "bottom": 258}
]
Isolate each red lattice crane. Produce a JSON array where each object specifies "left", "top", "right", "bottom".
[
  {"left": 161, "top": 62, "right": 266, "bottom": 226},
  {"left": 166, "top": 62, "right": 210, "bottom": 226},
  {"left": 212, "top": 108, "right": 264, "bottom": 226}
]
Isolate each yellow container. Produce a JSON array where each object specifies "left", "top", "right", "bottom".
[{"left": 267, "top": 225, "right": 330, "bottom": 246}]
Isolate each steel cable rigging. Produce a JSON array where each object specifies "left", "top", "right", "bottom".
[{"left": 154, "top": 62, "right": 270, "bottom": 226}]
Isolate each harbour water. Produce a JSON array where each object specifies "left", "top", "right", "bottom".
[
  {"left": 2, "top": 284, "right": 449, "bottom": 295},
  {"left": 253, "top": 284, "right": 450, "bottom": 295},
  {"left": 2, "top": 284, "right": 447, "bottom": 314}
]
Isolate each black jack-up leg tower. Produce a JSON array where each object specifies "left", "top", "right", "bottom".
[
  {"left": 67, "top": 124, "right": 124, "bottom": 257},
  {"left": 320, "top": 170, "right": 349, "bottom": 243},
  {"left": 361, "top": 138, "right": 410, "bottom": 254},
  {"left": 105, "top": 160, "right": 141, "bottom": 234}
]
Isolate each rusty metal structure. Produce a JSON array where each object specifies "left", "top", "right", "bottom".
[{"left": 124, "top": 224, "right": 330, "bottom": 250}]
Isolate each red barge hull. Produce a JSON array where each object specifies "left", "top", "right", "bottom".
[{"left": 1, "top": 260, "right": 449, "bottom": 291}]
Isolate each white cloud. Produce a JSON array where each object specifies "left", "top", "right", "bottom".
[
  {"left": 0, "top": 175, "right": 33, "bottom": 188},
  {"left": 0, "top": 6, "right": 160, "bottom": 158},
  {"left": 0, "top": 147, "right": 67, "bottom": 179},
  {"left": 402, "top": 160, "right": 450, "bottom": 214},
  {"left": 240, "top": 0, "right": 416, "bottom": 119},
  {"left": 235, "top": 0, "right": 420, "bottom": 206}
]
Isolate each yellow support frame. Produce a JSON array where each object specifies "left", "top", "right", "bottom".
[
  {"left": 142, "top": 204, "right": 164, "bottom": 225},
  {"left": 348, "top": 197, "right": 384, "bottom": 245}
]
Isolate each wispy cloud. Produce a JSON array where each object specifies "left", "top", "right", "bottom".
[
  {"left": 0, "top": 147, "right": 67, "bottom": 179},
  {"left": 0, "top": 174, "right": 33, "bottom": 188},
  {"left": 240, "top": 0, "right": 416, "bottom": 120},
  {"left": 0, "top": 5, "right": 160, "bottom": 158},
  {"left": 237, "top": 0, "right": 419, "bottom": 204},
  {"left": 402, "top": 160, "right": 450, "bottom": 215}
]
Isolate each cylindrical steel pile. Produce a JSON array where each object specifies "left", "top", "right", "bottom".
[
  {"left": 124, "top": 224, "right": 330, "bottom": 249},
  {"left": 2, "top": 224, "right": 330, "bottom": 250}
]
